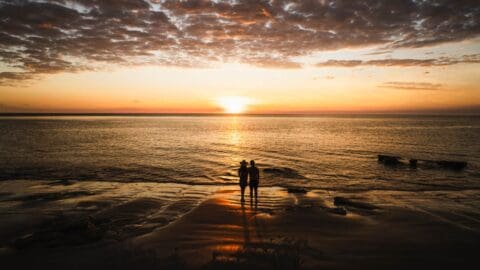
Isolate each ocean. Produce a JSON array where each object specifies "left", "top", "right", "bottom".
[{"left": 1, "top": 115, "right": 479, "bottom": 192}]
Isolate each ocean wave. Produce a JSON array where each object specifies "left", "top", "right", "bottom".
[{"left": 2, "top": 177, "right": 480, "bottom": 195}]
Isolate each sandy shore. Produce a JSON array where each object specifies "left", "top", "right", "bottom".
[{"left": 1, "top": 180, "right": 479, "bottom": 269}]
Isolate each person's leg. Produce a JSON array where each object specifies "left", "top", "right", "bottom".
[
  {"left": 249, "top": 185, "right": 253, "bottom": 198},
  {"left": 254, "top": 186, "right": 258, "bottom": 198},
  {"left": 240, "top": 186, "right": 245, "bottom": 201}
]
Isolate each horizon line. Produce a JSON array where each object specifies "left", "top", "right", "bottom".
[{"left": 1, "top": 112, "right": 479, "bottom": 117}]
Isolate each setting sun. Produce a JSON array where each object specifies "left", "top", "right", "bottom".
[{"left": 216, "top": 96, "right": 252, "bottom": 114}]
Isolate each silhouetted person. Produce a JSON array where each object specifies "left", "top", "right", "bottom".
[
  {"left": 238, "top": 160, "right": 248, "bottom": 202},
  {"left": 248, "top": 160, "right": 259, "bottom": 198}
]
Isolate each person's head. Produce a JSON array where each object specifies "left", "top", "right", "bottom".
[
  {"left": 250, "top": 160, "right": 255, "bottom": 166},
  {"left": 240, "top": 160, "right": 248, "bottom": 167}
]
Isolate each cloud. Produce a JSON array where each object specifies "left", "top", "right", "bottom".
[
  {"left": 245, "top": 57, "right": 302, "bottom": 69},
  {"left": 316, "top": 54, "right": 480, "bottom": 67},
  {"left": 0, "top": 72, "right": 32, "bottom": 80},
  {"left": 0, "top": 0, "right": 479, "bottom": 84},
  {"left": 315, "top": 60, "right": 364, "bottom": 67},
  {"left": 378, "top": 81, "right": 443, "bottom": 91},
  {"left": 0, "top": 72, "right": 34, "bottom": 86},
  {"left": 363, "top": 50, "right": 394, "bottom": 56}
]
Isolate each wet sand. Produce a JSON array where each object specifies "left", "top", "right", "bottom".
[{"left": 1, "top": 180, "right": 479, "bottom": 269}]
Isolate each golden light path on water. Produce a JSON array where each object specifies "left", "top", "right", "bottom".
[{"left": 228, "top": 116, "right": 243, "bottom": 166}]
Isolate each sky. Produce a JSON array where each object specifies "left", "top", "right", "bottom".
[{"left": 0, "top": 0, "right": 479, "bottom": 114}]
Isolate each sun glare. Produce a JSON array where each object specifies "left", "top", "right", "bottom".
[{"left": 216, "top": 96, "right": 252, "bottom": 114}]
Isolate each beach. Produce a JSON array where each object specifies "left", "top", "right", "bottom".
[{"left": 1, "top": 179, "right": 479, "bottom": 269}]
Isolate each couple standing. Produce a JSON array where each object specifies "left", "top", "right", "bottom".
[{"left": 238, "top": 159, "right": 259, "bottom": 202}]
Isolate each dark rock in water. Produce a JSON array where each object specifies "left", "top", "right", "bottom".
[
  {"left": 334, "top": 197, "right": 377, "bottom": 210},
  {"left": 378, "top": 155, "right": 402, "bottom": 166},
  {"left": 436, "top": 160, "right": 467, "bottom": 171},
  {"left": 333, "top": 197, "right": 349, "bottom": 206},
  {"left": 263, "top": 167, "right": 306, "bottom": 179},
  {"left": 287, "top": 187, "right": 308, "bottom": 194},
  {"left": 378, "top": 154, "right": 467, "bottom": 171},
  {"left": 327, "top": 207, "right": 347, "bottom": 216},
  {"left": 50, "top": 179, "right": 75, "bottom": 186},
  {"left": 409, "top": 159, "right": 418, "bottom": 168}
]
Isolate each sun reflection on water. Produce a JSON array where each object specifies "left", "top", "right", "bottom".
[{"left": 229, "top": 116, "right": 240, "bottom": 145}]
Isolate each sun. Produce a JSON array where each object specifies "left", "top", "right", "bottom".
[{"left": 216, "top": 96, "right": 252, "bottom": 114}]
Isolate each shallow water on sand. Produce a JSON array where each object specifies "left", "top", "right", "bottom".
[
  {"left": 1, "top": 115, "right": 479, "bottom": 192},
  {"left": 1, "top": 179, "right": 479, "bottom": 269}
]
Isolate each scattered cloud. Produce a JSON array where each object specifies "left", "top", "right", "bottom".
[
  {"left": 363, "top": 50, "right": 394, "bottom": 56},
  {"left": 0, "top": 72, "right": 32, "bottom": 80},
  {"left": 379, "top": 81, "right": 443, "bottom": 91},
  {"left": 0, "top": 0, "right": 479, "bottom": 84},
  {"left": 316, "top": 54, "right": 480, "bottom": 67},
  {"left": 245, "top": 57, "right": 302, "bottom": 69},
  {"left": 0, "top": 72, "right": 34, "bottom": 86},
  {"left": 316, "top": 60, "right": 364, "bottom": 67}
]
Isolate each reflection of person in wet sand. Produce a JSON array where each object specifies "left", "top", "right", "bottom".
[
  {"left": 238, "top": 160, "right": 249, "bottom": 202},
  {"left": 249, "top": 160, "right": 259, "bottom": 199}
]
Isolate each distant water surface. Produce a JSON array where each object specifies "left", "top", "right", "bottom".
[{"left": 1, "top": 115, "right": 479, "bottom": 192}]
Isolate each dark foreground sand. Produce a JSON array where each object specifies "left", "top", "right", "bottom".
[{"left": 1, "top": 180, "right": 479, "bottom": 269}]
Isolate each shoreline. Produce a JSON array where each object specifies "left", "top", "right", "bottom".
[
  {"left": 1, "top": 180, "right": 479, "bottom": 269},
  {"left": 1, "top": 178, "right": 478, "bottom": 193}
]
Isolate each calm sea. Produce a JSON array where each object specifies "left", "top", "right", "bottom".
[{"left": 1, "top": 115, "right": 479, "bottom": 192}]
